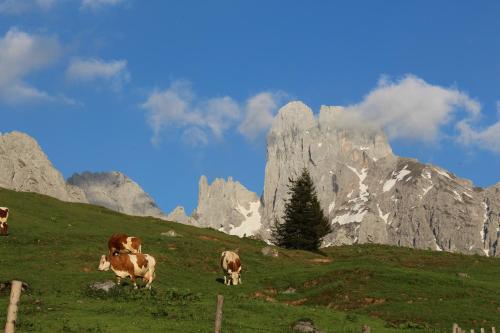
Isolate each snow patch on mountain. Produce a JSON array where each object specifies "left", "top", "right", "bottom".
[
  {"left": 377, "top": 204, "right": 390, "bottom": 224},
  {"left": 229, "top": 201, "right": 262, "bottom": 237},
  {"left": 383, "top": 165, "right": 411, "bottom": 192}
]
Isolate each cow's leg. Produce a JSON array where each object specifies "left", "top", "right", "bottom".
[
  {"left": 116, "top": 276, "right": 122, "bottom": 286},
  {"left": 145, "top": 276, "right": 152, "bottom": 290},
  {"left": 223, "top": 276, "right": 227, "bottom": 285},
  {"left": 130, "top": 276, "right": 138, "bottom": 289},
  {"left": 145, "top": 270, "right": 154, "bottom": 289}
]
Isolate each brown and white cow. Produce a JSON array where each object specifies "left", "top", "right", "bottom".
[
  {"left": 107, "top": 233, "right": 142, "bottom": 255},
  {"left": 98, "top": 253, "right": 156, "bottom": 289},
  {"left": 220, "top": 250, "right": 242, "bottom": 286},
  {"left": 0, "top": 207, "right": 9, "bottom": 236}
]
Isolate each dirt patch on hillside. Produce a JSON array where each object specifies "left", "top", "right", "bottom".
[
  {"left": 253, "top": 291, "right": 277, "bottom": 303},
  {"left": 283, "top": 298, "right": 308, "bottom": 306},
  {"left": 198, "top": 235, "right": 220, "bottom": 242},
  {"left": 308, "top": 258, "right": 333, "bottom": 264},
  {"left": 166, "top": 243, "right": 177, "bottom": 250}
]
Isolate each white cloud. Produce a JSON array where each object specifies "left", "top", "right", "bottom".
[
  {"left": 342, "top": 75, "right": 480, "bottom": 142},
  {"left": 141, "top": 80, "right": 202, "bottom": 145},
  {"left": 181, "top": 127, "right": 209, "bottom": 147},
  {"left": 66, "top": 57, "right": 130, "bottom": 91},
  {"left": 141, "top": 80, "right": 284, "bottom": 146},
  {"left": 0, "top": 27, "right": 62, "bottom": 104},
  {"left": 238, "top": 92, "right": 285, "bottom": 140},
  {"left": 0, "top": 0, "right": 57, "bottom": 14},
  {"left": 457, "top": 119, "right": 500, "bottom": 153},
  {"left": 203, "top": 97, "right": 240, "bottom": 138},
  {"left": 325, "top": 74, "right": 500, "bottom": 154},
  {"left": 81, "top": 0, "right": 124, "bottom": 10}
]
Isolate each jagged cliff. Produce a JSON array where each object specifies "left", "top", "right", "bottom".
[
  {"left": 260, "top": 101, "right": 500, "bottom": 256},
  {"left": 177, "top": 101, "right": 500, "bottom": 256},
  {"left": 168, "top": 175, "right": 262, "bottom": 237}
]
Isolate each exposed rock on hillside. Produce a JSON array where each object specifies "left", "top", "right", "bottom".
[
  {"left": 67, "top": 171, "right": 166, "bottom": 219},
  {"left": 0, "top": 131, "right": 87, "bottom": 203}
]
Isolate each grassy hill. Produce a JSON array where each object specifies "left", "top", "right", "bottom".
[{"left": 0, "top": 187, "right": 499, "bottom": 333}]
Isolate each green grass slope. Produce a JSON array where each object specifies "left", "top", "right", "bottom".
[{"left": 0, "top": 187, "right": 499, "bottom": 333}]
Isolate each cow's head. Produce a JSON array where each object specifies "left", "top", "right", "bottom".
[
  {"left": 228, "top": 268, "right": 241, "bottom": 286},
  {"left": 0, "top": 208, "right": 8, "bottom": 219},
  {"left": 98, "top": 255, "right": 110, "bottom": 271}
]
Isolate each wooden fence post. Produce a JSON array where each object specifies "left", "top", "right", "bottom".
[
  {"left": 214, "top": 294, "right": 224, "bottom": 333},
  {"left": 361, "top": 325, "right": 371, "bottom": 333},
  {"left": 481, "top": 328, "right": 485, "bottom": 333},
  {"left": 4, "top": 280, "right": 23, "bottom": 333},
  {"left": 492, "top": 327, "right": 496, "bottom": 333}
]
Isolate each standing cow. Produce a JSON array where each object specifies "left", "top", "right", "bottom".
[
  {"left": 98, "top": 253, "right": 156, "bottom": 289},
  {"left": 107, "top": 233, "right": 142, "bottom": 255},
  {"left": 220, "top": 250, "right": 242, "bottom": 286},
  {"left": 0, "top": 207, "right": 9, "bottom": 236}
]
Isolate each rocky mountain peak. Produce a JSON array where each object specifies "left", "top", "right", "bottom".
[
  {"left": 175, "top": 175, "right": 263, "bottom": 237},
  {"left": 258, "top": 101, "right": 499, "bottom": 256},
  {"left": 269, "top": 101, "right": 316, "bottom": 136},
  {"left": 166, "top": 206, "right": 191, "bottom": 224},
  {"left": 0, "top": 131, "right": 87, "bottom": 203},
  {"left": 67, "top": 171, "right": 166, "bottom": 219}
]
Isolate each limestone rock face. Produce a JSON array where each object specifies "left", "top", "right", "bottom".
[
  {"left": 188, "top": 175, "right": 262, "bottom": 237},
  {"left": 483, "top": 183, "right": 500, "bottom": 256},
  {"left": 0, "top": 131, "right": 87, "bottom": 203},
  {"left": 260, "top": 101, "right": 500, "bottom": 256},
  {"left": 67, "top": 171, "right": 166, "bottom": 219},
  {"left": 261, "top": 101, "right": 393, "bottom": 237}
]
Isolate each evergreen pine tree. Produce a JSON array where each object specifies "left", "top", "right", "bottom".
[{"left": 272, "top": 168, "right": 331, "bottom": 251}]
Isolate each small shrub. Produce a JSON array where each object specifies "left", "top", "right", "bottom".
[{"left": 344, "top": 313, "right": 358, "bottom": 322}]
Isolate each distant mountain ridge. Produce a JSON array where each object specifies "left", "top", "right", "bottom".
[
  {"left": 67, "top": 171, "right": 166, "bottom": 219},
  {"left": 3, "top": 100, "right": 499, "bottom": 257},
  {"left": 0, "top": 131, "right": 166, "bottom": 219}
]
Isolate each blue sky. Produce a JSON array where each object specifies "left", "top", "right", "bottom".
[{"left": 1, "top": 1, "right": 500, "bottom": 213}]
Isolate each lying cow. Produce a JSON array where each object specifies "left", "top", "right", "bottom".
[
  {"left": 220, "top": 250, "right": 242, "bottom": 286},
  {"left": 108, "top": 233, "right": 142, "bottom": 255},
  {"left": 98, "top": 253, "right": 156, "bottom": 289},
  {"left": 0, "top": 207, "right": 9, "bottom": 236}
]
